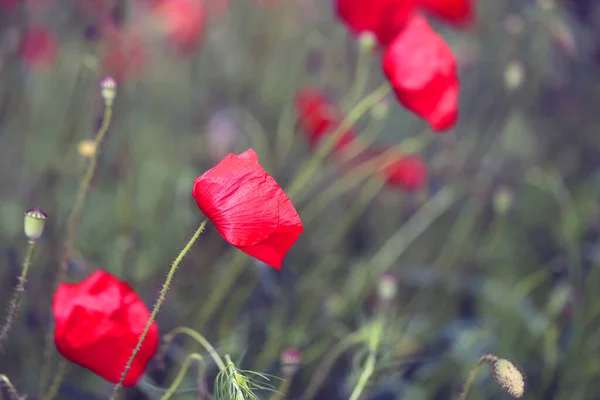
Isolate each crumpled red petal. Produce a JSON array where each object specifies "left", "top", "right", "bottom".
[
  {"left": 382, "top": 14, "right": 459, "bottom": 132},
  {"left": 193, "top": 151, "right": 280, "bottom": 247}
]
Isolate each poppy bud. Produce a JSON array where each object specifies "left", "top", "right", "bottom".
[
  {"left": 376, "top": 272, "right": 398, "bottom": 304},
  {"left": 491, "top": 358, "right": 525, "bottom": 398},
  {"left": 358, "top": 32, "right": 376, "bottom": 52},
  {"left": 78, "top": 139, "right": 96, "bottom": 158},
  {"left": 280, "top": 348, "right": 303, "bottom": 378},
  {"left": 24, "top": 207, "right": 47, "bottom": 243},
  {"left": 100, "top": 76, "right": 118, "bottom": 106}
]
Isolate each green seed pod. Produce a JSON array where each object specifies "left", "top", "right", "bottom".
[{"left": 24, "top": 207, "right": 47, "bottom": 243}]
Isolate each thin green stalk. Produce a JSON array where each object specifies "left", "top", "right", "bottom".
[
  {"left": 40, "top": 102, "right": 114, "bottom": 396},
  {"left": 43, "top": 359, "right": 68, "bottom": 400},
  {"left": 0, "top": 242, "right": 36, "bottom": 350},
  {"left": 111, "top": 220, "right": 208, "bottom": 399},
  {"left": 459, "top": 355, "right": 497, "bottom": 400},
  {"left": 193, "top": 252, "right": 247, "bottom": 329},
  {"left": 303, "top": 329, "right": 365, "bottom": 400},
  {"left": 0, "top": 374, "right": 19, "bottom": 400},
  {"left": 270, "top": 378, "right": 291, "bottom": 400},
  {"left": 343, "top": 41, "right": 372, "bottom": 111},
  {"left": 348, "top": 319, "right": 383, "bottom": 400},
  {"left": 162, "top": 326, "right": 226, "bottom": 371},
  {"left": 160, "top": 353, "right": 205, "bottom": 400},
  {"left": 286, "top": 83, "right": 391, "bottom": 199}
]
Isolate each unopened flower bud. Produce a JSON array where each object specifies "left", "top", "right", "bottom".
[
  {"left": 377, "top": 272, "right": 398, "bottom": 303},
  {"left": 504, "top": 61, "right": 525, "bottom": 92},
  {"left": 358, "top": 32, "right": 376, "bottom": 52},
  {"left": 492, "top": 358, "right": 525, "bottom": 398},
  {"left": 24, "top": 207, "right": 47, "bottom": 243},
  {"left": 493, "top": 186, "right": 514, "bottom": 215},
  {"left": 100, "top": 76, "right": 117, "bottom": 106},
  {"left": 280, "top": 348, "right": 303, "bottom": 378}
]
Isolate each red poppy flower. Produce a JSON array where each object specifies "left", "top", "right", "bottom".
[
  {"left": 53, "top": 270, "right": 159, "bottom": 386},
  {"left": 192, "top": 149, "right": 303, "bottom": 269},
  {"left": 419, "top": 0, "right": 474, "bottom": 27},
  {"left": 335, "top": 0, "right": 416, "bottom": 46},
  {"left": 381, "top": 153, "right": 427, "bottom": 190},
  {"left": 295, "top": 88, "right": 357, "bottom": 153},
  {"left": 382, "top": 14, "right": 459, "bottom": 131},
  {"left": 154, "top": 0, "right": 205, "bottom": 53},
  {"left": 18, "top": 26, "right": 58, "bottom": 71},
  {"left": 101, "top": 26, "right": 147, "bottom": 83}
]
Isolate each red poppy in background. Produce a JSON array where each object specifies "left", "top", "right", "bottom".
[
  {"left": 193, "top": 149, "right": 303, "bottom": 269},
  {"left": 18, "top": 26, "right": 58, "bottom": 71},
  {"left": 295, "top": 88, "right": 357, "bottom": 153},
  {"left": 335, "top": 0, "right": 416, "bottom": 46},
  {"left": 154, "top": 0, "right": 205, "bottom": 53},
  {"left": 381, "top": 153, "right": 428, "bottom": 190},
  {"left": 382, "top": 15, "right": 459, "bottom": 131},
  {"left": 0, "top": 0, "right": 18, "bottom": 10},
  {"left": 53, "top": 270, "right": 159, "bottom": 386},
  {"left": 420, "top": 0, "right": 475, "bottom": 27},
  {"left": 102, "top": 26, "right": 146, "bottom": 83}
]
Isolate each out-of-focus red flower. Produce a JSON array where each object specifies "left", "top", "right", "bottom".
[
  {"left": 154, "top": 0, "right": 205, "bottom": 53},
  {"left": 381, "top": 153, "right": 427, "bottom": 190},
  {"left": 335, "top": 0, "right": 416, "bottom": 46},
  {"left": 102, "top": 26, "right": 146, "bottom": 83},
  {"left": 419, "top": 0, "right": 474, "bottom": 27},
  {"left": 0, "top": 0, "right": 19, "bottom": 10},
  {"left": 193, "top": 149, "right": 303, "bottom": 269},
  {"left": 18, "top": 26, "right": 58, "bottom": 71},
  {"left": 295, "top": 88, "right": 357, "bottom": 153},
  {"left": 53, "top": 270, "right": 159, "bottom": 386},
  {"left": 382, "top": 15, "right": 459, "bottom": 131}
]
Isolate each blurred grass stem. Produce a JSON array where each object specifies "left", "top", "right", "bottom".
[
  {"left": 286, "top": 83, "right": 391, "bottom": 199},
  {"left": 348, "top": 318, "right": 383, "bottom": 400},
  {"left": 39, "top": 103, "right": 114, "bottom": 396},
  {"left": 0, "top": 374, "right": 19, "bottom": 400},
  {"left": 111, "top": 219, "right": 208, "bottom": 399},
  {"left": 0, "top": 242, "right": 36, "bottom": 351},
  {"left": 459, "top": 355, "right": 497, "bottom": 400}
]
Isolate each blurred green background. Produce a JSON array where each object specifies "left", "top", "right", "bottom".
[{"left": 2, "top": 0, "right": 600, "bottom": 399}]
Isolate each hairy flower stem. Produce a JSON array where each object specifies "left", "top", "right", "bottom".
[
  {"left": 163, "top": 327, "right": 226, "bottom": 371},
  {"left": 39, "top": 103, "right": 114, "bottom": 396},
  {"left": 459, "top": 355, "right": 498, "bottom": 400},
  {"left": 286, "top": 83, "right": 392, "bottom": 199},
  {"left": 111, "top": 220, "right": 208, "bottom": 399},
  {"left": 0, "top": 242, "right": 35, "bottom": 351}
]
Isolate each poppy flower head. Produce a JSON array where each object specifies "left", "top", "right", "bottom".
[
  {"left": 382, "top": 15, "right": 459, "bottom": 131},
  {"left": 335, "top": 0, "right": 416, "bottom": 46},
  {"left": 295, "top": 88, "right": 356, "bottom": 153},
  {"left": 419, "top": 0, "right": 475, "bottom": 27},
  {"left": 18, "top": 26, "right": 58, "bottom": 71},
  {"left": 101, "top": 27, "right": 147, "bottom": 83},
  {"left": 192, "top": 149, "right": 303, "bottom": 269},
  {"left": 53, "top": 270, "right": 159, "bottom": 386},
  {"left": 154, "top": 0, "right": 205, "bottom": 53}
]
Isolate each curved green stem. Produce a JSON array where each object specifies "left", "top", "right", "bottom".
[
  {"left": 286, "top": 83, "right": 391, "bottom": 199},
  {"left": 0, "top": 374, "right": 20, "bottom": 400},
  {"left": 270, "top": 378, "right": 291, "bottom": 400},
  {"left": 40, "top": 103, "right": 114, "bottom": 396},
  {"left": 348, "top": 319, "right": 383, "bottom": 400},
  {"left": 303, "top": 329, "right": 365, "bottom": 400},
  {"left": 459, "top": 355, "right": 497, "bottom": 400},
  {"left": 160, "top": 353, "right": 205, "bottom": 400},
  {"left": 162, "top": 326, "right": 226, "bottom": 371},
  {"left": 43, "top": 359, "right": 68, "bottom": 400},
  {"left": 0, "top": 242, "right": 36, "bottom": 350},
  {"left": 343, "top": 42, "right": 372, "bottom": 111},
  {"left": 111, "top": 220, "right": 208, "bottom": 399}
]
